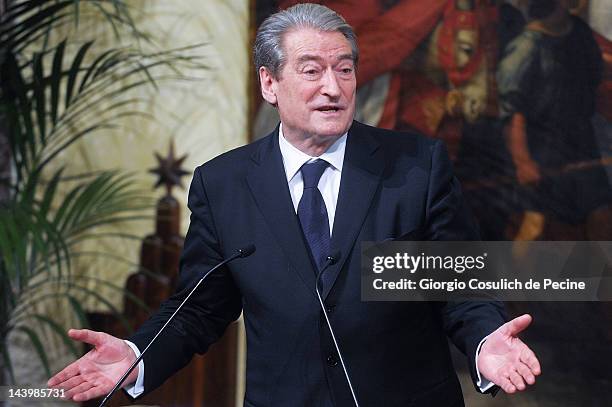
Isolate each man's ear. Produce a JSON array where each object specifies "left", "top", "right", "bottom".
[{"left": 259, "top": 66, "right": 278, "bottom": 106}]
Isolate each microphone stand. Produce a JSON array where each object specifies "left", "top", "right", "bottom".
[
  {"left": 98, "top": 245, "right": 255, "bottom": 407},
  {"left": 315, "top": 254, "right": 360, "bottom": 407}
]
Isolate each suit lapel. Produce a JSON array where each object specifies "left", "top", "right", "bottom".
[
  {"left": 246, "top": 129, "right": 317, "bottom": 292},
  {"left": 323, "top": 122, "right": 385, "bottom": 300}
]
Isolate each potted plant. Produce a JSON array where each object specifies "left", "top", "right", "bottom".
[{"left": 0, "top": 0, "right": 203, "bottom": 384}]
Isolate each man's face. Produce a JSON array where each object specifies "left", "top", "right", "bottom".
[{"left": 260, "top": 28, "right": 356, "bottom": 142}]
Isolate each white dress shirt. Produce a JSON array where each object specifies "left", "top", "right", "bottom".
[
  {"left": 278, "top": 123, "right": 347, "bottom": 234},
  {"left": 124, "top": 123, "right": 493, "bottom": 396}
]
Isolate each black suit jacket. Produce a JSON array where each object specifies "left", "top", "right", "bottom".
[{"left": 130, "top": 121, "right": 506, "bottom": 406}]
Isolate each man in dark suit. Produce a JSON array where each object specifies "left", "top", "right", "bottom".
[{"left": 49, "top": 3, "right": 540, "bottom": 406}]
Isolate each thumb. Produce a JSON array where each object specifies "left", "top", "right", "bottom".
[
  {"left": 504, "top": 314, "right": 532, "bottom": 336},
  {"left": 68, "top": 329, "right": 107, "bottom": 347}
]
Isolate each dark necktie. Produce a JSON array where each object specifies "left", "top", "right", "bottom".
[{"left": 298, "top": 160, "right": 331, "bottom": 272}]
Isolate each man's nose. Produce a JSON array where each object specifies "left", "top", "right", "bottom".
[{"left": 320, "top": 69, "right": 341, "bottom": 98}]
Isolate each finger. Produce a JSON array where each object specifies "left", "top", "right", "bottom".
[
  {"left": 497, "top": 375, "right": 516, "bottom": 394},
  {"left": 504, "top": 314, "right": 532, "bottom": 336},
  {"left": 509, "top": 369, "right": 526, "bottom": 391},
  {"left": 64, "top": 382, "right": 94, "bottom": 400},
  {"left": 520, "top": 346, "right": 541, "bottom": 375},
  {"left": 517, "top": 362, "right": 536, "bottom": 385},
  {"left": 56, "top": 375, "right": 86, "bottom": 392},
  {"left": 48, "top": 361, "right": 82, "bottom": 386},
  {"left": 68, "top": 329, "right": 106, "bottom": 347},
  {"left": 73, "top": 385, "right": 110, "bottom": 402}
]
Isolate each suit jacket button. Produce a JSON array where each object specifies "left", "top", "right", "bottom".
[
  {"left": 326, "top": 355, "right": 339, "bottom": 367},
  {"left": 325, "top": 305, "right": 334, "bottom": 313}
]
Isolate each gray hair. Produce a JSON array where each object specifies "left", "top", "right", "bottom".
[{"left": 253, "top": 3, "right": 359, "bottom": 79}]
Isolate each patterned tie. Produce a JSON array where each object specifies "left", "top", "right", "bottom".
[{"left": 298, "top": 160, "right": 331, "bottom": 272}]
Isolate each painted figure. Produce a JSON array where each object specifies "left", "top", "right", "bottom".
[{"left": 497, "top": 0, "right": 612, "bottom": 240}]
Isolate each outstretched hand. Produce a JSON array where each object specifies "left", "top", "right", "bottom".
[
  {"left": 477, "top": 314, "right": 541, "bottom": 394},
  {"left": 47, "top": 329, "right": 138, "bottom": 402}
]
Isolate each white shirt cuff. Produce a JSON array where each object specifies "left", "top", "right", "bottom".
[
  {"left": 475, "top": 335, "right": 495, "bottom": 393},
  {"left": 123, "top": 340, "right": 145, "bottom": 397}
]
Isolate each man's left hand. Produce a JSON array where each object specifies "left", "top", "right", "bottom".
[{"left": 477, "top": 314, "right": 541, "bottom": 393}]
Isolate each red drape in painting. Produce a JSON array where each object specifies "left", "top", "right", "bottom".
[{"left": 594, "top": 31, "right": 612, "bottom": 121}]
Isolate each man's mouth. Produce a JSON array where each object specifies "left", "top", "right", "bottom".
[{"left": 316, "top": 106, "right": 342, "bottom": 113}]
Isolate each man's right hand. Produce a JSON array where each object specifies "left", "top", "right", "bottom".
[{"left": 47, "top": 329, "right": 139, "bottom": 402}]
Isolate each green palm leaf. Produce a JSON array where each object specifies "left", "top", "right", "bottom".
[
  {"left": 31, "top": 314, "right": 79, "bottom": 356},
  {"left": 15, "top": 326, "right": 51, "bottom": 376},
  {"left": 0, "top": 0, "right": 208, "bottom": 385},
  {"left": 1, "top": 0, "right": 144, "bottom": 52}
]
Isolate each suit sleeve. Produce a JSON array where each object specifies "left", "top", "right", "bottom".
[
  {"left": 425, "top": 140, "right": 507, "bottom": 394},
  {"left": 127, "top": 166, "right": 243, "bottom": 397}
]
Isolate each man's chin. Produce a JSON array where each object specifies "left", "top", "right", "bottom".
[{"left": 314, "top": 122, "right": 352, "bottom": 138}]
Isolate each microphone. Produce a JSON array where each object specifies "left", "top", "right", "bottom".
[
  {"left": 98, "top": 245, "right": 256, "bottom": 407},
  {"left": 237, "top": 244, "right": 256, "bottom": 258},
  {"left": 315, "top": 251, "right": 360, "bottom": 407},
  {"left": 326, "top": 253, "right": 339, "bottom": 266}
]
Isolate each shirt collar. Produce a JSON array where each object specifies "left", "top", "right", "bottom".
[{"left": 278, "top": 123, "right": 347, "bottom": 183}]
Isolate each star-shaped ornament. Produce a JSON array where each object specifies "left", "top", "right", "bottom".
[{"left": 149, "top": 139, "right": 189, "bottom": 195}]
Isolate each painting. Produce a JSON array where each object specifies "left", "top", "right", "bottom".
[
  {"left": 252, "top": 0, "right": 612, "bottom": 243},
  {"left": 251, "top": 1, "right": 612, "bottom": 405}
]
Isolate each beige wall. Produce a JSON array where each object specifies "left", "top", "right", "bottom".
[{"left": 52, "top": 0, "right": 251, "bottom": 306}]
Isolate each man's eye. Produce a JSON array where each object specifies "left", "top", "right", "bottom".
[
  {"left": 304, "top": 69, "right": 318, "bottom": 75},
  {"left": 341, "top": 68, "right": 353, "bottom": 74}
]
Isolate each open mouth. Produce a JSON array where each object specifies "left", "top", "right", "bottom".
[{"left": 316, "top": 106, "right": 342, "bottom": 113}]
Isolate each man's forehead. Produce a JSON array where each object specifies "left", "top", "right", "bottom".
[
  {"left": 296, "top": 52, "right": 353, "bottom": 64},
  {"left": 283, "top": 28, "right": 352, "bottom": 59}
]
